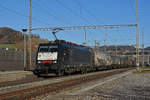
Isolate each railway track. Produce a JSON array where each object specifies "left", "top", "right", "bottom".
[
  {"left": 0, "top": 74, "right": 45, "bottom": 88},
  {"left": 0, "top": 68, "right": 133, "bottom": 100}
]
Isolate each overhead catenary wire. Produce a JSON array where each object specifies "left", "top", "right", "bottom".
[
  {"left": 55, "top": 0, "right": 93, "bottom": 25},
  {"left": 31, "top": 24, "right": 137, "bottom": 47},
  {"left": 129, "top": 0, "right": 136, "bottom": 16},
  {"left": 32, "top": 0, "right": 71, "bottom": 25},
  {"left": 0, "top": 3, "right": 26, "bottom": 18},
  {"left": 74, "top": 0, "right": 104, "bottom": 24},
  {"left": 31, "top": 24, "right": 137, "bottom": 31},
  {"left": 55, "top": 0, "right": 94, "bottom": 43},
  {"left": 0, "top": 3, "right": 51, "bottom": 26},
  {"left": 73, "top": 0, "right": 106, "bottom": 45}
]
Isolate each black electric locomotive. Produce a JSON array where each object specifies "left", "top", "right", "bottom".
[
  {"left": 33, "top": 40, "right": 136, "bottom": 77},
  {"left": 33, "top": 40, "right": 94, "bottom": 76}
]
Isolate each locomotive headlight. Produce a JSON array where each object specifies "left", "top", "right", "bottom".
[
  {"left": 53, "top": 60, "right": 57, "bottom": 63},
  {"left": 38, "top": 61, "right": 42, "bottom": 63}
]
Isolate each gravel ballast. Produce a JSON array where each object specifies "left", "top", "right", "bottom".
[{"left": 34, "top": 69, "right": 150, "bottom": 100}]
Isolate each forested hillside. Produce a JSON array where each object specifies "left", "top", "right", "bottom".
[{"left": 0, "top": 27, "right": 48, "bottom": 52}]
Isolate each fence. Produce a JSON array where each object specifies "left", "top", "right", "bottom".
[
  {"left": 139, "top": 55, "right": 150, "bottom": 66},
  {"left": 0, "top": 49, "right": 150, "bottom": 71},
  {"left": 0, "top": 50, "right": 36, "bottom": 71}
]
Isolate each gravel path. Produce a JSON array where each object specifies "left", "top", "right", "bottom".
[{"left": 34, "top": 69, "right": 150, "bottom": 100}]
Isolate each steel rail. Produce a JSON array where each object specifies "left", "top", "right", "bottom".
[{"left": 0, "top": 68, "right": 133, "bottom": 100}]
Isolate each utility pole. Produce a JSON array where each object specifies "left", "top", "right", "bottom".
[
  {"left": 104, "top": 28, "right": 108, "bottom": 53},
  {"left": 94, "top": 40, "right": 99, "bottom": 48},
  {"left": 115, "top": 45, "right": 117, "bottom": 56},
  {"left": 136, "top": 0, "right": 140, "bottom": 68},
  {"left": 142, "top": 28, "right": 144, "bottom": 67},
  {"left": 83, "top": 27, "right": 87, "bottom": 45},
  {"left": 104, "top": 28, "right": 107, "bottom": 46},
  {"left": 148, "top": 56, "right": 150, "bottom": 66},
  {"left": 29, "top": 0, "right": 32, "bottom": 70},
  {"left": 22, "top": 29, "right": 27, "bottom": 71}
]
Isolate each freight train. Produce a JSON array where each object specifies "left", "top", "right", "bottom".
[{"left": 33, "top": 40, "right": 136, "bottom": 77}]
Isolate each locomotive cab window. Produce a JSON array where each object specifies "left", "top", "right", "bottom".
[
  {"left": 38, "top": 46, "right": 49, "bottom": 52},
  {"left": 49, "top": 46, "right": 58, "bottom": 52},
  {"left": 38, "top": 45, "right": 58, "bottom": 52}
]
